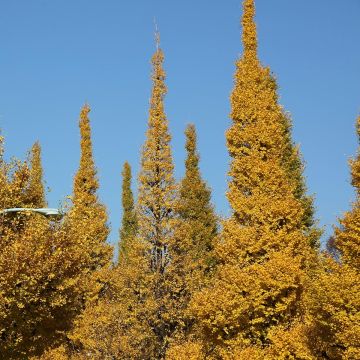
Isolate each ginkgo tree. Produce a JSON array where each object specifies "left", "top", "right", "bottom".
[{"left": 191, "top": 1, "right": 317, "bottom": 358}]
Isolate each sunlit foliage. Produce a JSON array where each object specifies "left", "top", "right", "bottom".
[
  {"left": 190, "top": 0, "right": 316, "bottom": 357},
  {"left": 0, "top": 0, "right": 357, "bottom": 358},
  {"left": 307, "top": 115, "right": 360, "bottom": 359}
]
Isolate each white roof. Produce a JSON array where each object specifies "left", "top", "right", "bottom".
[{"left": 0, "top": 208, "right": 62, "bottom": 218}]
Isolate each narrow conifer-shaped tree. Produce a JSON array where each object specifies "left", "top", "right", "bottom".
[
  {"left": 56, "top": 44, "right": 175, "bottom": 360},
  {"left": 308, "top": 115, "right": 360, "bottom": 359},
  {"left": 26, "top": 141, "right": 47, "bottom": 208},
  {"left": 281, "top": 113, "right": 320, "bottom": 248},
  {"left": 166, "top": 124, "right": 218, "bottom": 355},
  {"left": 119, "top": 161, "right": 138, "bottom": 261},
  {"left": 335, "top": 115, "right": 360, "bottom": 269},
  {"left": 191, "top": 1, "right": 315, "bottom": 357},
  {"left": 177, "top": 124, "right": 218, "bottom": 263},
  {"left": 137, "top": 36, "right": 177, "bottom": 358},
  {"left": 68, "top": 104, "right": 112, "bottom": 272},
  {"left": 0, "top": 133, "right": 7, "bottom": 207}
]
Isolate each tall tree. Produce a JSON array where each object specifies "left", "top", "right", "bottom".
[
  {"left": 25, "top": 141, "right": 47, "bottom": 208},
  {"left": 281, "top": 113, "right": 320, "bottom": 248},
  {"left": 191, "top": 1, "right": 315, "bottom": 357},
  {"left": 66, "top": 239, "right": 155, "bottom": 360},
  {"left": 66, "top": 104, "right": 112, "bottom": 274},
  {"left": 177, "top": 124, "right": 218, "bottom": 264},
  {"left": 0, "top": 133, "right": 9, "bottom": 208},
  {"left": 0, "top": 135, "right": 78, "bottom": 358},
  {"left": 335, "top": 115, "right": 360, "bottom": 269},
  {"left": 60, "top": 44, "right": 176, "bottom": 360},
  {"left": 166, "top": 124, "right": 218, "bottom": 355},
  {"left": 308, "top": 115, "right": 360, "bottom": 359},
  {"left": 31, "top": 105, "right": 114, "bottom": 356},
  {"left": 119, "top": 161, "right": 138, "bottom": 261},
  {"left": 137, "top": 37, "right": 177, "bottom": 358}
]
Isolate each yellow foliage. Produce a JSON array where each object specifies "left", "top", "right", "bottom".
[
  {"left": 63, "top": 104, "right": 112, "bottom": 280},
  {"left": 136, "top": 41, "right": 177, "bottom": 358},
  {"left": 306, "top": 115, "right": 360, "bottom": 359},
  {"left": 165, "top": 124, "right": 218, "bottom": 348},
  {"left": 0, "top": 106, "right": 113, "bottom": 358},
  {"left": 0, "top": 1, "right": 358, "bottom": 358},
  {"left": 63, "top": 46, "right": 175, "bottom": 359},
  {"left": 166, "top": 341, "right": 206, "bottom": 360},
  {"left": 307, "top": 258, "right": 360, "bottom": 359},
  {"left": 334, "top": 116, "right": 360, "bottom": 269},
  {"left": 68, "top": 236, "right": 156, "bottom": 359},
  {"left": 26, "top": 141, "right": 47, "bottom": 208},
  {"left": 190, "top": 0, "right": 316, "bottom": 356}
]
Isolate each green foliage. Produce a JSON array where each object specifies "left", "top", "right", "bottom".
[
  {"left": 26, "top": 141, "right": 47, "bottom": 208},
  {"left": 166, "top": 124, "right": 218, "bottom": 354},
  {"left": 119, "top": 161, "right": 138, "bottom": 261}
]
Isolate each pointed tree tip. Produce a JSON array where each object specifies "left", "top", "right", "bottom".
[
  {"left": 123, "top": 161, "right": 131, "bottom": 172},
  {"left": 82, "top": 102, "right": 91, "bottom": 112},
  {"left": 242, "top": 0, "right": 258, "bottom": 60},
  {"left": 153, "top": 18, "right": 161, "bottom": 50},
  {"left": 185, "top": 123, "right": 196, "bottom": 136},
  {"left": 32, "top": 140, "right": 41, "bottom": 148}
]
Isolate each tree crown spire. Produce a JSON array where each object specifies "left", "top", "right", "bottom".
[
  {"left": 27, "top": 141, "right": 46, "bottom": 207},
  {"left": 73, "top": 103, "right": 98, "bottom": 205},
  {"left": 119, "top": 161, "right": 137, "bottom": 261},
  {"left": 349, "top": 115, "right": 360, "bottom": 194},
  {"left": 242, "top": 0, "right": 258, "bottom": 61},
  {"left": 154, "top": 18, "right": 161, "bottom": 50},
  {"left": 184, "top": 124, "right": 200, "bottom": 175}
]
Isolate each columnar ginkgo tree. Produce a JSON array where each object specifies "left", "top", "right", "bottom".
[
  {"left": 61, "top": 43, "right": 177, "bottom": 359},
  {"left": 119, "top": 161, "right": 138, "bottom": 261},
  {"left": 34, "top": 105, "right": 113, "bottom": 357},
  {"left": 66, "top": 104, "right": 112, "bottom": 275},
  {"left": 166, "top": 124, "right": 218, "bottom": 357},
  {"left": 26, "top": 141, "right": 47, "bottom": 208},
  {"left": 136, "top": 36, "right": 178, "bottom": 358},
  {"left": 308, "top": 115, "right": 360, "bottom": 359},
  {"left": 191, "top": 1, "right": 315, "bottom": 358},
  {"left": 335, "top": 116, "right": 360, "bottom": 270}
]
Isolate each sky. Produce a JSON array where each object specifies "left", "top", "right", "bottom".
[{"left": 0, "top": 0, "right": 359, "bottom": 252}]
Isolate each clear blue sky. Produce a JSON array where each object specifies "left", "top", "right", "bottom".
[{"left": 1, "top": 0, "right": 359, "bottom": 251}]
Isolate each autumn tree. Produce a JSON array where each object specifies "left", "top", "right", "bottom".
[
  {"left": 24, "top": 141, "right": 47, "bottom": 208},
  {"left": 60, "top": 45, "right": 176, "bottom": 359},
  {"left": 23, "top": 105, "right": 114, "bottom": 358},
  {"left": 165, "top": 124, "right": 218, "bottom": 355},
  {"left": 67, "top": 240, "right": 156, "bottom": 360},
  {"left": 0, "top": 133, "right": 6, "bottom": 205},
  {"left": 281, "top": 113, "right": 320, "bottom": 248},
  {"left": 191, "top": 1, "right": 315, "bottom": 357},
  {"left": 136, "top": 37, "right": 177, "bottom": 358},
  {"left": 335, "top": 115, "right": 360, "bottom": 269},
  {"left": 119, "top": 161, "right": 138, "bottom": 261},
  {"left": 0, "top": 138, "right": 71, "bottom": 358},
  {"left": 307, "top": 115, "right": 360, "bottom": 359},
  {"left": 64, "top": 104, "right": 112, "bottom": 277},
  {"left": 0, "top": 136, "right": 33, "bottom": 211},
  {"left": 61, "top": 161, "right": 151, "bottom": 359},
  {"left": 177, "top": 124, "right": 218, "bottom": 268}
]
